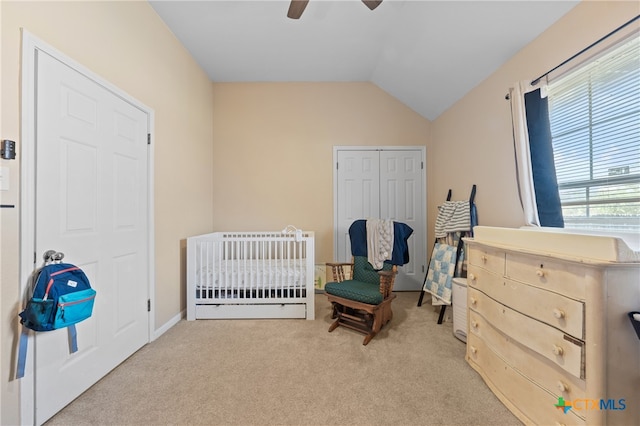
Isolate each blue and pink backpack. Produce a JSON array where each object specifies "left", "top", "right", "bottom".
[{"left": 17, "top": 251, "right": 96, "bottom": 378}]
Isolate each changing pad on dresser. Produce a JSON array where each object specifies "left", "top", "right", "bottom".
[{"left": 472, "top": 225, "right": 640, "bottom": 263}]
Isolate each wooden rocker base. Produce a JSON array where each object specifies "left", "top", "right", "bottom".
[{"left": 326, "top": 293, "right": 396, "bottom": 345}]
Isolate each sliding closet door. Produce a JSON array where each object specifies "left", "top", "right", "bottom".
[{"left": 334, "top": 148, "right": 426, "bottom": 291}]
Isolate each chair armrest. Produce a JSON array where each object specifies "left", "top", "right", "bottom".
[
  {"left": 377, "top": 267, "right": 398, "bottom": 298},
  {"left": 326, "top": 262, "right": 353, "bottom": 283}
]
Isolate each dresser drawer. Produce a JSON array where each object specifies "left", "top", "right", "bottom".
[
  {"left": 468, "top": 288, "right": 585, "bottom": 379},
  {"left": 466, "top": 265, "right": 501, "bottom": 298},
  {"left": 505, "top": 252, "right": 594, "bottom": 300},
  {"left": 467, "top": 333, "right": 586, "bottom": 426},
  {"left": 467, "top": 308, "right": 586, "bottom": 403},
  {"left": 468, "top": 267, "right": 584, "bottom": 339},
  {"left": 468, "top": 245, "right": 505, "bottom": 273}
]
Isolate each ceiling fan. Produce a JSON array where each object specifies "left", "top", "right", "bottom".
[{"left": 287, "top": 0, "right": 383, "bottom": 19}]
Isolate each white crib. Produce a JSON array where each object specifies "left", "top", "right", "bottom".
[{"left": 186, "top": 231, "right": 315, "bottom": 320}]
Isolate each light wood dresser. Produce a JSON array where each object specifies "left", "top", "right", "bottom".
[{"left": 465, "top": 226, "right": 639, "bottom": 426}]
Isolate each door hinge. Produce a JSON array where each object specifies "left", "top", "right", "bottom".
[
  {"left": 147, "top": 299, "right": 151, "bottom": 312},
  {"left": 147, "top": 133, "right": 151, "bottom": 145}
]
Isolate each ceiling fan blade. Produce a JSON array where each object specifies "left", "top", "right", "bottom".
[
  {"left": 287, "top": 0, "right": 309, "bottom": 19},
  {"left": 362, "top": 0, "right": 382, "bottom": 11}
]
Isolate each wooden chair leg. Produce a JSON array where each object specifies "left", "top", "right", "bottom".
[
  {"left": 381, "top": 304, "right": 393, "bottom": 325},
  {"left": 363, "top": 331, "right": 376, "bottom": 346},
  {"left": 372, "top": 311, "right": 383, "bottom": 334},
  {"left": 331, "top": 303, "right": 339, "bottom": 319}
]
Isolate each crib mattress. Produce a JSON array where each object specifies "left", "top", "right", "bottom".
[{"left": 196, "top": 259, "right": 307, "bottom": 288}]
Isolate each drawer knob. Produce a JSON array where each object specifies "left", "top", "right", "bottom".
[
  {"left": 470, "top": 297, "right": 477, "bottom": 306},
  {"left": 469, "top": 273, "right": 476, "bottom": 281},
  {"left": 471, "top": 320, "right": 479, "bottom": 329},
  {"left": 553, "top": 345, "right": 564, "bottom": 356},
  {"left": 536, "top": 269, "right": 545, "bottom": 277},
  {"left": 553, "top": 308, "right": 565, "bottom": 319},
  {"left": 469, "top": 346, "right": 477, "bottom": 354},
  {"left": 557, "top": 381, "right": 569, "bottom": 393},
  {"left": 481, "top": 255, "right": 487, "bottom": 263}
]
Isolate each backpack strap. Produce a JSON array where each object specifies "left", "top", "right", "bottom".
[
  {"left": 67, "top": 324, "right": 78, "bottom": 353},
  {"left": 16, "top": 327, "right": 30, "bottom": 379},
  {"left": 16, "top": 325, "right": 79, "bottom": 379}
]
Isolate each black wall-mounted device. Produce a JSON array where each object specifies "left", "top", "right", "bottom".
[{"left": 1, "top": 140, "right": 16, "bottom": 160}]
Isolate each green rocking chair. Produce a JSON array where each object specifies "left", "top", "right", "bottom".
[{"left": 324, "top": 256, "right": 397, "bottom": 345}]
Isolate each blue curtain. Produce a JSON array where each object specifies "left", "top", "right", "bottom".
[{"left": 524, "top": 89, "right": 564, "bottom": 227}]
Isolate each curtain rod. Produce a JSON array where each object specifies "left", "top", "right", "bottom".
[{"left": 530, "top": 14, "right": 640, "bottom": 86}]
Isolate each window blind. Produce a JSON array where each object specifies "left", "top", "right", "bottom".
[{"left": 547, "top": 34, "right": 640, "bottom": 231}]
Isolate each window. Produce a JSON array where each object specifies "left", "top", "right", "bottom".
[{"left": 547, "top": 34, "right": 640, "bottom": 232}]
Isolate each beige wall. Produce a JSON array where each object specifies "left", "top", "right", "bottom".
[
  {"left": 430, "top": 0, "right": 640, "bottom": 239},
  {"left": 1, "top": 1, "right": 214, "bottom": 423},
  {"left": 211, "top": 82, "right": 431, "bottom": 262}
]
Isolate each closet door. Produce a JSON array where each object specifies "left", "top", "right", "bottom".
[
  {"left": 379, "top": 150, "right": 424, "bottom": 290},
  {"left": 335, "top": 148, "right": 425, "bottom": 291},
  {"left": 335, "top": 150, "right": 380, "bottom": 262}
]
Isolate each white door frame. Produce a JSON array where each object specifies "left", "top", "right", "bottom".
[
  {"left": 332, "top": 145, "right": 427, "bottom": 261},
  {"left": 19, "top": 29, "right": 155, "bottom": 424}
]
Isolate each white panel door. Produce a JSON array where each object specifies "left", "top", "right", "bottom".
[
  {"left": 335, "top": 148, "right": 426, "bottom": 291},
  {"left": 379, "top": 150, "right": 425, "bottom": 290},
  {"left": 336, "top": 150, "right": 380, "bottom": 262},
  {"left": 34, "top": 50, "right": 149, "bottom": 424}
]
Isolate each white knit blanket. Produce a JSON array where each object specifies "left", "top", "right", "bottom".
[{"left": 366, "top": 219, "right": 394, "bottom": 270}]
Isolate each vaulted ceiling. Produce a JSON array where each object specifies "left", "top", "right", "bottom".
[{"left": 149, "top": 0, "right": 579, "bottom": 121}]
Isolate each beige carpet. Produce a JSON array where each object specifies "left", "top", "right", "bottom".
[{"left": 47, "top": 292, "right": 521, "bottom": 425}]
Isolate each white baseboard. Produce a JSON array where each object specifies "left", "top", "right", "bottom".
[{"left": 151, "top": 310, "right": 184, "bottom": 341}]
